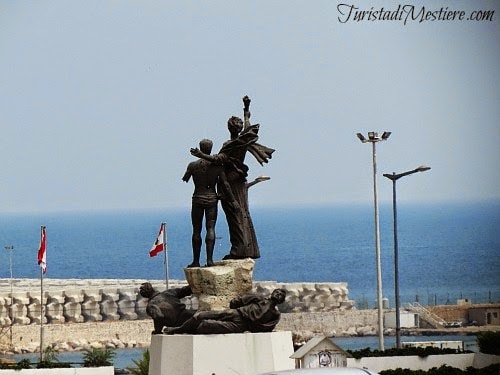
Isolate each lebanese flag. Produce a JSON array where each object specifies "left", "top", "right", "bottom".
[
  {"left": 37, "top": 226, "right": 47, "bottom": 273},
  {"left": 149, "top": 223, "right": 165, "bottom": 257}
]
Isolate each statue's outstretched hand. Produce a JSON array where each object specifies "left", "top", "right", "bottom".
[
  {"left": 243, "top": 95, "right": 251, "bottom": 111},
  {"left": 190, "top": 148, "right": 202, "bottom": 157}
]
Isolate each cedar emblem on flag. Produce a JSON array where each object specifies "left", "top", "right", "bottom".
[
  {"left": 149, "top": 223, "right": 165, "bottom": 257},
  {"left": 37, "top": 226, "right": 47, "bottom": 273}
]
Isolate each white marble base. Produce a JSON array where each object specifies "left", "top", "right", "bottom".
[{"left": 149, "top": 331, "right": 295, "bottom": 375}]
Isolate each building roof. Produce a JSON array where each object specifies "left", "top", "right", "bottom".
[{"left": 291, "top": 336, "right": 349, "bottom": 359}]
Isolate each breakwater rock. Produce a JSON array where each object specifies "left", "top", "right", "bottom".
[
  {"left": 0, "top": 278, "right": 354, "bottom": 326},
  {"left": 0, "top": 320, "right": 152, "bottom": 355},
  {"left": 0, "top": 278, "right": 355, "bottom": 354},
  {"left": 0, "top": 311, "right": 379, "bottom": 356}
]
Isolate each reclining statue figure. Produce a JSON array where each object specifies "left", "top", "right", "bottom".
[
  {"left": 164, "top": 288, "right": 286, "bottom": 335},
  {"left": 139, "top": 282, "right": 195, "bottom": 334}
]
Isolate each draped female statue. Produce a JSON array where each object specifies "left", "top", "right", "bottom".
[{"left": 190, "top": 96, "right": 274, "bottom": 259}]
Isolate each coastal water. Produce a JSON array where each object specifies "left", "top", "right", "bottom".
[
  {"left": 1, "top": 201, "right": 498, "bottom": 305},
  {"left": 0, "top": 201, "right": 498, "bottom": 368},
  {"left": 333, "top": 335, "right": 479, "bottom": 352},
  {"left": 8, "top": 334, "right": 480, "bottom": 370},
  {"left": 8, "top": 348, "right": 145, "bottom": 370}
]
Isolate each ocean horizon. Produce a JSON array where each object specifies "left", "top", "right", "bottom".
[{"left": 1, "top": 200, "right": 499, "bottom": 307}]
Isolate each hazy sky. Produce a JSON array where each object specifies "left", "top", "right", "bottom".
[{"left": 1, "top": 1, "right": 498, "bottom": 213}]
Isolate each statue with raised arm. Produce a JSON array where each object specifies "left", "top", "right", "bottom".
[{"left": 190, "top": 96, "right": 274, "bottom": 260}]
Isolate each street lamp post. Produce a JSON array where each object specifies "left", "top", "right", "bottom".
[
  {"left": 4, "top": 245, "right": 14, "bottom": 346},
  {"left": 383, "top": 166, "right": 431, "bottom": 349},
  {"left": 357, "top": 131, "right": 391, "bottom": 351}
]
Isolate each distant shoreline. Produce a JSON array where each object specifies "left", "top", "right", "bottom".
[
  {"left": 1, "top": 204, "right": 498, "bottom": 307},
  {"left": 2, "top": 198, "right": 498, "bottom": 215},
  {"left": 1, "top": 315, "right": 498, "bottom": 356}
]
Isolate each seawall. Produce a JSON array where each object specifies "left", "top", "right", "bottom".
[
  {"left": 0, "top": 278, "right": 354, "bottom": 326},
  {"left": 0, "top": 278, "right": 357, "bottom": 353},
  {"left": 3, "top": 279, "right": 496, "bottom": 355}
]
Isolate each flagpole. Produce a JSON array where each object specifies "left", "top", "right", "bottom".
[
  {"left": 39, "top": 225, "right": 45, "bottom": 362},
  {"left": 163, "top": 223, "right": 169, "bottom": 289},
  {"left": 39, "top": 267, "right": 44, "bottom": 362}
]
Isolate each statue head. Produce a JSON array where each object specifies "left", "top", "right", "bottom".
[
  {"left": 271, "top": 288, "right": 286, "bottom": 304},
  {"left": 139, "top": 282, "right": 155, "bottom": 298},
  {"left": 227, "top": 116, "right": 243, "bottom": 135},
  {"left": 199, "top": 139, "right": 213, "bottom": 154}
]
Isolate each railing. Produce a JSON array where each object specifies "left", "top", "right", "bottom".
[{"left": 405, "top": 302, "right": 447, "bottom": 328}]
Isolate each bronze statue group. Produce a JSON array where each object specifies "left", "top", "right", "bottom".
[
  {"left": 182, "top": 95, "right": 274, "bottom": 266},
  {"left": 140, "top": 283, "right": 286, "bottom": 335},
  {"left": 141, "top": 96, "right": 286, "bottom": 336}
]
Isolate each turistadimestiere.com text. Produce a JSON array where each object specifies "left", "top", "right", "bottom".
[{"left": 337, "top": 4, "right": 495, "bottom": 25}]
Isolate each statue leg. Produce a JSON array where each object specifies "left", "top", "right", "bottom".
[
  {"left": 196, "top": 320, "right": 242, "bottom": 334},
  {"left": 196, "top": 310, "right": 247, "bottom": 334},
  {"left": 164, "top": 311, "right": 207, "bottom": 334},
  {"left": 188, "top": 204, "right": 203, "bottom": 268},
  {"left": 205, "top": 204, "right": 217, "bottom": 266}
]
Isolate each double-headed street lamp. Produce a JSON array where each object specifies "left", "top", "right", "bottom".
[
  {"left": 383, "top": 166, "right": 431, "bottom": 349},
  {"left": 357, "top": 131, "right": 391, "bottom": 351}
]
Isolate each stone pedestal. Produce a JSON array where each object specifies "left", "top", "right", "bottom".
[
  {"left": 149, "top": 331, "right": 295, "bottom": 375},
  {"left": 184, "top": 259, "right": 254, "bottom": 311}
]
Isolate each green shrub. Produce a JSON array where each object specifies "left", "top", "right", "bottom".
[
  {"left": 472, "top": 364, "right": 500, "bottom": 375},
  {"left": 381, "top": 368, "right": 428, "bottom": 375},
  {"left": 0, "top": 362, "right": 15, "bottom": 370},
  {"left": 16, "top": 358, "right": 32, "bottom": 369},
  {"left": 37, "top": 361, "right": 72, "bottom": 368},
  {"left": 127, "top": 349, "right": 150, "bottom": 375},
  {"left": 347, "top": 346, "right": 464, "bottom": 359},
  {"left": 476, "top": 331, "right": 500, "bottom": 355},
  {"left": 83, "top": 347, "right": 115, "bottom": 367},
  {"left": 380, "top": 364, "right": 499, "bottom": 375},
  {"left": 36, "top": 346, "right": 72, "bottom": 368},
  {"left": 43, "top": 346, "right": 58, "bottom": 363}
]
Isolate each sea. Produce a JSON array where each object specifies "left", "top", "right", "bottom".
[{"left": 0, "top": 200, "right": 499, "bottom": 368}]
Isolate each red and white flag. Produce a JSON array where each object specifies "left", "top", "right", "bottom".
[
  {"left": 37, "top": 226, "right": 47, "bottom": 273},
  {"left": 149, "top": 223, "right": 165, "bottom": 257}
]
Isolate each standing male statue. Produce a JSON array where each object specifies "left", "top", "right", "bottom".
[
  {"left": 190, "top": 96, "right": 274, "bottom": 260},
  {"left": 182, "top": 139, "right": 237, "bottom": 267}
]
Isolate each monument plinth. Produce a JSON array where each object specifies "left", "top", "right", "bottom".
[
  {"left": 184, "top": 259, "right": 254, "bottom": 311},
  {"left": 149, "top": 331, "right": 295, "bottom": 375},
  {"left": 147, "top": 96, "right": 292, "bottom": 374}
]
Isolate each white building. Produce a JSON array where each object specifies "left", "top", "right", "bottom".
[
  {"left": 290, "top": 336, "right": 350, "bottom": 369},
  {"left": 384, "top": 310, "right": 419, "bottom": 329}
]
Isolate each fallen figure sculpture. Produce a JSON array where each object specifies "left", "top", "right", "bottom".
[
  {"left": 164, "top": 288, "right": 286, "bottom": 335},
  {"left": 139, "top": 282, "right": 195, "bottom": 334}
]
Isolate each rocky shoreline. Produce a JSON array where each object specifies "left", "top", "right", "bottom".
[
  {"left": 1, "top": 279, "right": 498, "bottom": 356},
  {"left": 0, "top": 320, "right": 152, "bottom": 356},
  {"left": 0, "top": 307, "right": 375, "bottom": 356},
  {"left": 1, "top": 313, "right": 498, "bottom": 356}
]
